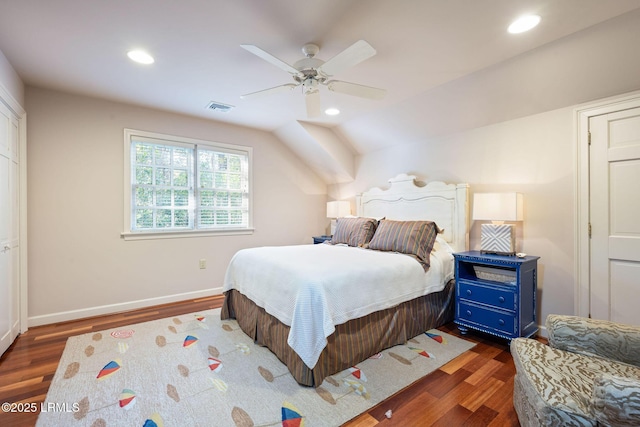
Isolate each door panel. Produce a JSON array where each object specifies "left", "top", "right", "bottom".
[
  {"left": 610, "top": 261, "right": 640, "bottom": 324},
  {"left": 590, "top": 107, "right": 640, "bottom": 325},
  {"left": 0, "top": 250, "right": 9, "bottom": 356},
  {"left": 610, "top": 160, "right": 640, "bottom": 235}
]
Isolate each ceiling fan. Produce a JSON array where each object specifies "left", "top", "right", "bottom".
[{"left": 240, "top": 40, "right": 386, "bottom": 117}]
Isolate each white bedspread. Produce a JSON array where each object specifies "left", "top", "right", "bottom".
[{"left": 222, "top": 243, "right": 454, "bottom": 369}]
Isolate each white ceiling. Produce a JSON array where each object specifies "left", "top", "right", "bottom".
[{"left": 2, "top": 0, "right": 640, "bottom": 157}]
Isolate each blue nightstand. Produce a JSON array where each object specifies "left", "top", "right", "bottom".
[
  {"left": 313, "top": 235, "right": 332, "bottom": 244},
  {"left": 453, "top": 251, "right": 539, "bottom": 340}
]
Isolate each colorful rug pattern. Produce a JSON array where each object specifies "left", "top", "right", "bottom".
[{"left": 37, "top": 308, "right": 475, "bottom": 426}]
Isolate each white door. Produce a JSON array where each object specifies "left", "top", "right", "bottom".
[
  {"left": 0, "top": 102, "right": 13, "bottom": 355},
  {"left": 590, "top": 107, "right": 640, "bottom": 325},
  {"left": 0, "top": 100, "right": 19, "bottom": 356}
]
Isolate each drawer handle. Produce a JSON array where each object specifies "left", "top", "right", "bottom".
[
  {"left": 498, "top": 319, "right": 505, "bottom": 326},
  {"left": 498, "top": 296, "right": 505, "bottom": 303},
  {"left": 466, "top": 310, "right": 472, "bottom": 317},
  {"left": 466, "top": 289, "right": 472, "bottom": 296}
]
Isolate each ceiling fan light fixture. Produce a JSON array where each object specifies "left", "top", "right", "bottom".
[
  {"left": 508, "top": 15, "right": 541, "bottom": 34},
  {"left": 325, "top": 108, "right": 340, "bottom": 116},
  {"left": 127, "top": 49, "right": 154, "bottom": 64},
  {"left": 302, "top": 77, "right": 319, "bottom": 94},
  {"left": 240, "top": 40, "right": 385, "bottom": 117}
]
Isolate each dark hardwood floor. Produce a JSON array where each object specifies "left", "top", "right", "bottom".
[{"left": 0, "top": 296, "right": 525, "bottom": 426}]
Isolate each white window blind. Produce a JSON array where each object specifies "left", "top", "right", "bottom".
[
  {"left": 124, "top": 129, "right": 252, "bottom": 239},
  {"left": 196, "top": 147, "right": 249, "bottom": 229}
]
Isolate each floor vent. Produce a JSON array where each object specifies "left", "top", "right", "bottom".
[{"left": 206, "top": 101, "right": 234, "bottom": 112}]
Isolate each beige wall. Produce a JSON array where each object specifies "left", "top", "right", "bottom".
[
  {"left": 330, "top": 106, "right": 576, "bottom": 327},
  {"left": 26, "top": 87, "right": 327, "bottom": 325},
  {"left": 24, "top": 83, "right": 578, "bottom": 330}
]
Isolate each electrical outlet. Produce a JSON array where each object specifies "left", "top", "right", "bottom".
[{"left": 199, "top": 259, "right": 206, "bottom": 269}]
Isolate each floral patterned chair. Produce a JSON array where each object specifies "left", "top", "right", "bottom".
[{"left": 511, "top": 315, "right": 640, "bottom": 426}]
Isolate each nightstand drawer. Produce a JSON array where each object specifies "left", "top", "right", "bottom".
[
  {"left": 457, "top": 302, "right": 516, "bottom": 335},
  {"left": 458, "top": 281, "right": 516, "bottom": 311}
]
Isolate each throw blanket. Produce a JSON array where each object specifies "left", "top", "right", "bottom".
[{"left": 223, "top": 243, "right": 454, "bottom": 369}]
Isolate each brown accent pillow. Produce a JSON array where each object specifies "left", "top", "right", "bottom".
[
  {"left": 330, "top": 217, "right": 378, "bottom": 247},
  {"left": 368, "top": 220, "right": 439, "bottom": 270}
]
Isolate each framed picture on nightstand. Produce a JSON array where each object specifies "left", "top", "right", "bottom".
[{"left": 313, "top": 235, "right": 332, "bottom": 244}]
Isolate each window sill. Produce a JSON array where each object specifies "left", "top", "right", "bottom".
[{"left": 121, "top": 228, "right": 255, "bottom": 241}]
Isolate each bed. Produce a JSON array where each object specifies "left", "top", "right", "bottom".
[{"left": 221, "top": 174, "right": 469, "bottom": 386}]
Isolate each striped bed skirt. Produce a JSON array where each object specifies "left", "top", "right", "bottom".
[{"left": 221, "top": 279, "right": 455, "bottom": 387}]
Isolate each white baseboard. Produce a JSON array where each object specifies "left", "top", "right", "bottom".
[
  {"left": 28, "top": 287, "right": 224, "bottom": 327},
  {"left": 537, "top": 325, "right": 548, "bottom": 339}
]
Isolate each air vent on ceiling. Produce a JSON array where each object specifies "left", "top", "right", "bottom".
[{"left": 206, "top": 101, "right": 234, "bottom": 112}]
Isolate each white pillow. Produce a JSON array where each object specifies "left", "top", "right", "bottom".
[{"left": 433, "top": 235, "right": 455, "bottom": 253}]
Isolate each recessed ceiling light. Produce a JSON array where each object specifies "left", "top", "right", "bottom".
[
  {"left": 127, "top": 50, "right": 154, "bottom": 64},
  {"left": 325, "top": 108, "right": 340, "bottom": 116},
  {"left": 508, "top": 15, "right": 541, "bottom": 34}
]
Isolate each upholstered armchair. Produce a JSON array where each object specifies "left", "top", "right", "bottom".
[{"left": 511, "top": 315, "right": 640, "bottom": 426}]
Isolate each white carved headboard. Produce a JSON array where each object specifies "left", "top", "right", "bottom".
[{"left": 356, "top": 174, "right": 470, "bottom": 252}]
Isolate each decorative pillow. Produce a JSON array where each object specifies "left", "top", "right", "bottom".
[
  {"left": 368, "top": 220, "right": 439, "bottom": 270},
  {"left": 331, "top": 217, "right": 378, "bottom": 247}
]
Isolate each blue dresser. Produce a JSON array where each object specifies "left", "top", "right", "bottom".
[{"left": 453, "top": 251, "right": 539, "bottom": 340}]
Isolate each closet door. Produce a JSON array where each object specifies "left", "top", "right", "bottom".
[
  {"left": 590, "top": 106, "right": 640, "bottom": 324},
  {"left": 0, "top": 100, "right": 18, "bottom": 357}
]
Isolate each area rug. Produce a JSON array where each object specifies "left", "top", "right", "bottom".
[{"left": 37, "top": 308, "right": 475, "bottom": 427}]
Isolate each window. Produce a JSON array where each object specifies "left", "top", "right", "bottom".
[{"left": 122, "top": 129, "right": 252, "bottom": 240}]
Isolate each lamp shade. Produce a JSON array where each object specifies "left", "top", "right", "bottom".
[
  {"left": 326, "top": 200, "right": 351, "bottom": 218},
  {"left": 473, "top": 193, "right": 523, "bottom": 222}
]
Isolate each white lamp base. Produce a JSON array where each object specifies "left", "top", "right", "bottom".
[{"left": 480, "top": 223, "right": 516, "bottom": 256}]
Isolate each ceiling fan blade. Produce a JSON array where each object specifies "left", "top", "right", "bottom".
[
  {"left": 240, "top": 83, "right": 298, "bottom": 100},
  {"left": 305, "top": 90, "right": 321, "bottom": 117},
  {"left": 326, "top": 80, "right": 386, "bottom": 100},
  {"left": 240, "top": 44, "right": 300, "bottom": 75},
  {"left": 317, "top": 40, "right": 376, "bottom": 77}
]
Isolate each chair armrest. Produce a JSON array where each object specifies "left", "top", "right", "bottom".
[
  {"left": 546, "top": 315, "right": 640, "bottom": 367},
  {"left": 592, "top": 373, "right": 640, "bottom": 426}
]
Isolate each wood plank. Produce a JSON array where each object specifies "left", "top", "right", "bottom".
[
  {"left": 464, "top": 358, "right": 503, "bottom": 386},
  {"left": 439, "top": 350, "right": 479, "bottom": 374},
  {"left": 431, "top": 404, "right": 473, "bottom": 427},
  {"left": 343, "top": 413, "right": 380, "bottom": 427},
  {"left": 421, "top": 380, "right": 475, "bottom": 424},
  {"left": 460, "top": 377, "right": 504, "bottom": 412},
  {"left": 462, "top": 404, "right": 499, "bottom": 426}
]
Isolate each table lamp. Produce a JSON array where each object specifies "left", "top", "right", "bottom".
[
  {"left": 326, "top": 201, "right": 351, "bottom": 235},
  {"left": 473, "top": 193, "right": 523, "bottom": 255}
]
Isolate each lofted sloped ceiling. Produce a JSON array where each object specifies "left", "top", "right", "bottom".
[
  {"left": 275, "top": 121, "right": 355, "bottom": 184},
  {"left": 2, "top": 1, "right": 640, "bottom": 183}
]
